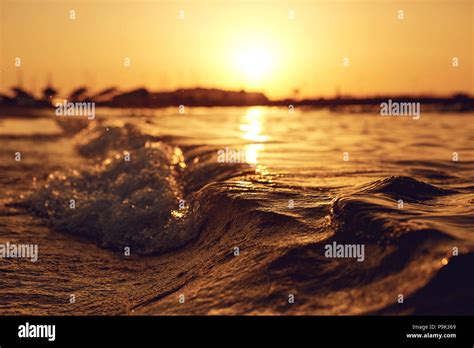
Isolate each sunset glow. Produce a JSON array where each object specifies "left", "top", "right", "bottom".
[{"left": 1, "top": 0, "right": 473, "bottom": 99}]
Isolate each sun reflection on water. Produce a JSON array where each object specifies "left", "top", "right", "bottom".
[
  {"left": 240, "top": 107, "right": 269, "bottom": 143},
  {"left": 243, "top": 144, "right": 264, "bottom": 165},
  {"left": 239, "top": 107, "right": 268, "bottom": 169}
]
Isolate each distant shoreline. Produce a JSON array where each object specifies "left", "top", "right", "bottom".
[{"left": 1, "top": 87, "right": 473, "bottom": 112}]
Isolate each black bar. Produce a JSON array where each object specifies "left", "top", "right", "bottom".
[{"left": 0, "top": 316, "right": 472, "bottom": 346}]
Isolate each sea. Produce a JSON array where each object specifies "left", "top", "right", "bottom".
[{"left": 0, "top": 106, "right": 473, "bottom": 315}]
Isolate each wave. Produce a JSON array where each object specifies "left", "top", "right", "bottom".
[
  {"left": 75, "top": 122, "right": 156, "bottom": 158},
  {"left": 329, "top": 176, "right": 468, "bottom": 242},
  {"left": 263, "top": 176, "right": 474, "bottom": 314},
  {"left": 17, "top": 123, "right": 194, "bottom": 254},
  {"left": 18, "top": 122, "right": 259, "bottom": 255},
  {"left": 358, "top": 175, "right": 457, "bottom": 200}
]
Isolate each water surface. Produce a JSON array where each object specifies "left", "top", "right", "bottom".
[{"left": 1, "top": 107, "right": 473, "bottom": 315}]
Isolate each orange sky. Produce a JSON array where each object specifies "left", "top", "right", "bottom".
[{"left": 1, "top": 0, "right": 473, "bottom": 99}]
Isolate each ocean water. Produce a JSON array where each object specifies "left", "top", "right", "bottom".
[{"left": 0, "top": 106, "right": 473, "bottom": 315}]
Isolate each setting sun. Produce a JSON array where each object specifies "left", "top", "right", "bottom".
[
  {"left": 235, "top": 47, "right": 273, "bottom": 86},
  {"left": 228, "top": 31, "right": 280, "bottom": 89}
]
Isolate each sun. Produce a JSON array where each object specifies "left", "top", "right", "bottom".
[
  {"left": 235, "top": 47, "right": 272, "bottom": 84},
  {"left": 229, "top": 34, "right": 279, "bottom": 88}
]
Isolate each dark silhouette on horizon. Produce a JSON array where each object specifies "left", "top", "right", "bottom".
[{"left": 1, "top": 85, "right": 473, "bottom": 112}]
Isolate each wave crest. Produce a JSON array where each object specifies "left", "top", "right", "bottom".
[{"left": 23, "top": 136, "right": 200, "bottom": 254}]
